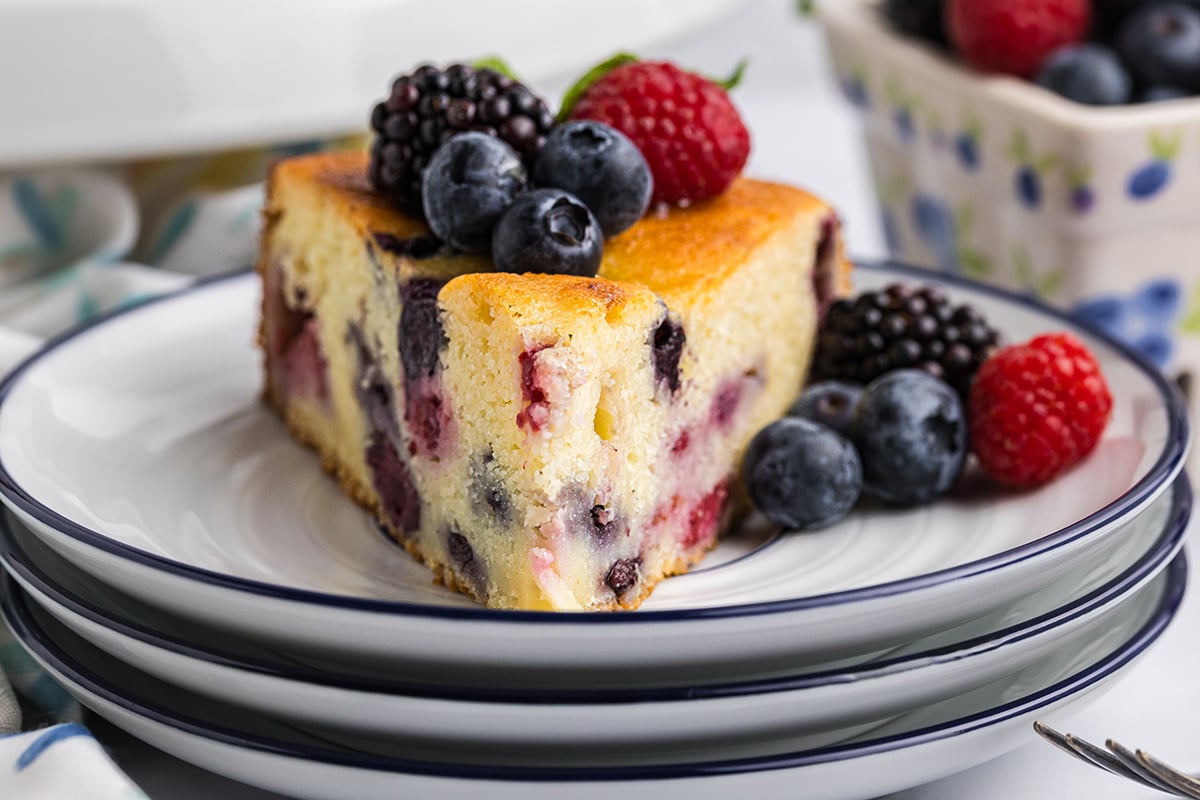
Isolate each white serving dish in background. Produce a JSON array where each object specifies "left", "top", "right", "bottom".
[
  {"left": 0, "top": 0, "right": 739, "bottom": 167},
  {"left": 819, "top": 0, "right": 1200, "bottom": 380}
]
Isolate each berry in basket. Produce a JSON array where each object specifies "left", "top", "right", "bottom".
[{"left": 884, "top": 0, "right": 1200, "bottom": 106}]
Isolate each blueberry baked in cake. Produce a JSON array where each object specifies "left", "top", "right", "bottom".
[{"left": 258, "top": 59, "right": 851, "bottom": 610}]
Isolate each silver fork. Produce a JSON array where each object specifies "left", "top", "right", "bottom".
[{"left": 1034, "top": 721, "right": 1200, "bottom": 798}]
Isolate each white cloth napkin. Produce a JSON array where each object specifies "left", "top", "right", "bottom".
[
  {"left": 0, "top": 724, "right": 149, "bottom": 799},
  {"left": 0, "top": 672, "right": 17, "bottom": 735},
  {"left": 0, "top": 161, "right": 268, "bottom": 797}
]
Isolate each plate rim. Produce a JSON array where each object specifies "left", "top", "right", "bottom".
[
  {"left": 2, "top": 550, "right": 1186, "bottom": 780},
  {"left": 0, "top": 476, "right": 1189, "bottom": 704},
  {"left": 0, "top": 260, "right": 1188, "bottom": 624}
]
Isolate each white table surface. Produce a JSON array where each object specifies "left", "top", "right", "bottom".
[{"left": 83, "top": 2, "right": 1196, "bottom": 798}]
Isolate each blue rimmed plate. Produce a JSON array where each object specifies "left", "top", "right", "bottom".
[
  {"left": 0, "top": 476, "right": 1188, "bottom": 755},
  {"left": 2, "top": 549, "right": 1186, "bottom": 799},
  {"left": 0, "top": 261, "right": 1188, "bottom": 690}
]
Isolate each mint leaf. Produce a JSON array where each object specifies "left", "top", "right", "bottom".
[
  {"left": 558, "top": 52, "right": 639, "bottom": 121},
  {"left": 473, "top": 56, "right": 519, "bottom": 80}
]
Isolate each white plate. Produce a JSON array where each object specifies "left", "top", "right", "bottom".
[
  {"left": 0, "top": 261, "right": 1187, "bottom": 689},
  {"left": 2, "top": 552, "right": 1185, "bottom": 800},
  {"left": 0, "top": 0, "right": 741, "bottom": 167},
  {"left": 0, "top": 477, "right": 1188, "bottom": 760}
]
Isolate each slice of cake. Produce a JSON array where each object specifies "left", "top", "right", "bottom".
[{"left": 259, "top": 150, "right": 848, "bottom": 610}]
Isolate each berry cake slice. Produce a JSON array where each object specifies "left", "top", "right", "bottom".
[{"left": 259, "top": 151, "right": 849, "bottom": 611}]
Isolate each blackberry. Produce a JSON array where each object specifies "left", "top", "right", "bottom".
[
  {"left": 369, "top": 63, "right": 556, "bottom": 215},
  {"left": 811, "top": 283, "right": 1000, "bottom": 399}
]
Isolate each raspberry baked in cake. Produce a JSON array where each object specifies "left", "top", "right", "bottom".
[{"left": 258, "top": 60, "right": 850, "bottom": 610}]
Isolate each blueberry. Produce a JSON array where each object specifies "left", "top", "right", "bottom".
[
  {"left": 348, "top": 324, "right": 399, "bottom": 445},
  {"left": 1139, "top": 84, "right": 1190, "bottom": 101},
  {"left": 469, "top": 449, "right": 513, "bottom": 526},
  {"left": 533, "top": 121, "right": 652, "bottom": 237},
  {"left": 398, "top": 278, "right": 446, "bottom": 382},
  {"left": 742, "top": 418, "right": 862, "bottom": 531},
  {"left": 652, "top": 314, "right": 686, "bottom": 394},
  {"left": 605, "top": 558, "right": 641, "bottom": 598},
  {"left": 1117, "top": 3, "right": 1200, "bottom": 91},
  {"left": 492, "top": 188, "right": 603, "bottom": 276},
  {"left": 446, "top": 528, "right": 485, "bottom": 590},
  {"left": 365, "top": 433, "right": 421, "bottom": 533},
  {"left": 850, "top": 369, "right": 967, "bottom": 506},
  {"left": 1035, "top": 45, "right": 1132, "bottom": 105},
  {"left": 590, "top": 504, "right": 621, "bottom": 542},
  {"left": 371, "top": 232, "right": 442, "bottom": 260},
  {"left": 421, "top": 132, "right": 527, "bottom": 252},
  {"left": 788, "top": 381, "right": 864, "bottom": 434}
]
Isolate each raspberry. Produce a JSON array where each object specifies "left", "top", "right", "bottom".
[
  {"left": 565, "top": 59, "right": 750, "bottom": 205},
  {"left": 969, "top": 333, "right": 1113, "bottom": 489},
  {"left": 945, "top": 0, "right": 1092, "bottom": 78}
]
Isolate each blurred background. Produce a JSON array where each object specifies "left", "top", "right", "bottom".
[{"left": 0, "top": 0, "right": 881, "bottom": 337}]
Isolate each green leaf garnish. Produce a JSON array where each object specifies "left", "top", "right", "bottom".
[
  {"left": 557, "top": 53, "right": 749, "bottom": 121},
  {"left": 713, "top": 59, "right": 749, "bottom": 91},
  {"left": 473, "top": 56, "right": 520, "bottom": 80},
  {"left": 557, "top": 52, "right": 639, "bottom": 121}
]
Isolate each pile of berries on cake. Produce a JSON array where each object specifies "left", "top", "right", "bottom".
[
  {"left": 743, "top": 282, "right": 1115, "bottom": 531},
  {"left": 368, "top": 56, "right": 750, "bottom": 275},
  {"left": 886, "top": 0, "right": 1200, "bottom": 105},
  {"left": 361, "top": 55, "right": 1117, "bottom": 541}
]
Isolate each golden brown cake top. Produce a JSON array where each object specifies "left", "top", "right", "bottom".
[
  {"left": 270, "top": 151, "right": 837, "bottom": 311},
  {"left": 440, "top": 271, "right": 662, "bottom": 334}
]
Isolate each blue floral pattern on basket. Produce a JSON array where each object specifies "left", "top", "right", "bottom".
[
  {"left": 1072, "top": 279, "right": 1183, "bottom": 367},
  {"left": 0, "top": 723, "right": 150, "bottom": 799}
]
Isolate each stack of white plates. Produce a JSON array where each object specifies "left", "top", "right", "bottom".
[{"left": 0, "top": 261, "right": 1189, "bottom": 800}]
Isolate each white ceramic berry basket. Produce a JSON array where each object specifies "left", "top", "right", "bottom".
[{"left": 818, "top": 0, "right": 1200, "bottom": 385}]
